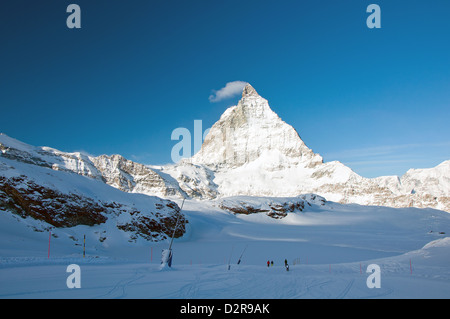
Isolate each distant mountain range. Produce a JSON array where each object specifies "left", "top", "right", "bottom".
[
  {"left": 0, "top": 84, "right": 449, "bottom": 240},
  {"left": 167, "top": 84, "right": 450, "bottom": 212}
]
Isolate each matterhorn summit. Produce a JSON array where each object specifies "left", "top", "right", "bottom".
[{"left": 192, "top": 84, "right": 323, "bottom": 170}]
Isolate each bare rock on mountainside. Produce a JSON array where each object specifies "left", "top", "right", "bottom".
[
  {"left": 91, "top": 154, "right": 183, "bottom": 198},
  {"left": 156, "top": 162, "right": 219, "bottom": 199},
  {"left": 219, "top": 194, "right": 326, "bottom": 219},
  {"left": 0, "top": 176, "right": 108, "bottom": 228},
  {"left": 116, "top": 202, "right": 186, "bottom": 242}
]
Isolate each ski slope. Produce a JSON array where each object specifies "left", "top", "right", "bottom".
[{"left": 1, "top": 199, "right": 450, "bottom": 299}]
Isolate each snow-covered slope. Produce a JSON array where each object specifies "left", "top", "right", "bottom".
[
  {"left": 1, "top": 197, "right": 449, "bottom": 299},
  {"left": 401, "top": 160, "right": 450, "bottom": 197},
  {"left": 0, "top": 143, "right": 186, "bottom": 244}
]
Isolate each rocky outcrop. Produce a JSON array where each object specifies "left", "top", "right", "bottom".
[
  {"left": 91, "top": 154, "right": 184, "bottom": 198},
  {"left": 0, "top": 175, "right": 108, "bottom": 228},
  {"left": 116, "top": 203, "right": 186, "bottom": 242},
  {"left": 219, "top": 194, "right": 326, "bottom": 219},
  {"left": 158, "top": 162, "right": 219, "bottom": 199}
]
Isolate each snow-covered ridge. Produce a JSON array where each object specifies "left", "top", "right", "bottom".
[{"left": 0, "top": 133, "right": 185, "bottom": 198}]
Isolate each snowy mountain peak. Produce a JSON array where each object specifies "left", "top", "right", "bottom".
[
  {"left": 191, "top": 84, "right": 322, "bottom": 170},
  {"left": 242, "top": 83, "right": 259, "bottom": 98}
]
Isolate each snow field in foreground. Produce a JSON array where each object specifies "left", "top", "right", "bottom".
[
  {"left": 0, "top": 254, "right": 449, "bottom": 299},
  {"left": 1, "top": 199, "right": 450, "bottom": 298}
]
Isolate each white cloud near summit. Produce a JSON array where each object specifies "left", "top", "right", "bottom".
[{"left": 209, "top": 81, "right": 248, "bottom": 102}]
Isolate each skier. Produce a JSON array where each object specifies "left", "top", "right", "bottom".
[
  {"left": 284, "top": 259, "right": 288, "bottom": 267},
  {"left": 267, "top": 260, "right": 270, "bottom": 267},
  {"left": 271, "top": 260, "right": 274, "bottom": 266}
]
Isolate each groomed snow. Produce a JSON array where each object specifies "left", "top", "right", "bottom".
[{"left": 1, "top": 198, "right": 449, "bottom": 299}]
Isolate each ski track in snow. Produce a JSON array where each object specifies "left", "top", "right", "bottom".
[
  {"left": 94, "top": 266, "right": 147, "bottom": 299},
  {"left": 0, "top": 259, "right": 448, "bottom": 299}
]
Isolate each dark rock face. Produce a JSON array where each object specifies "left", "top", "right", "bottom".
[
  {"left": 0, "top": 176, "right": 108, "bottom": 227},
  {"left": 117, "top": 208, "right": 186, "bottom": 242},
  {"left": 218, "top": 195, "right": 325, "bottom": 219},
  {"left": 0, "top": 175, "right": 186, "bottom": 242}
]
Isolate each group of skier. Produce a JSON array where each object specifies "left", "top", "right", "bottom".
[{"left": 266, "top": 259, "right": 289, "bottom": 271}]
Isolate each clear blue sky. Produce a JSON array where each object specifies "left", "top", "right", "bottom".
[{"left": 1, "top": 0, "right": 449, "bottom": 178}]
